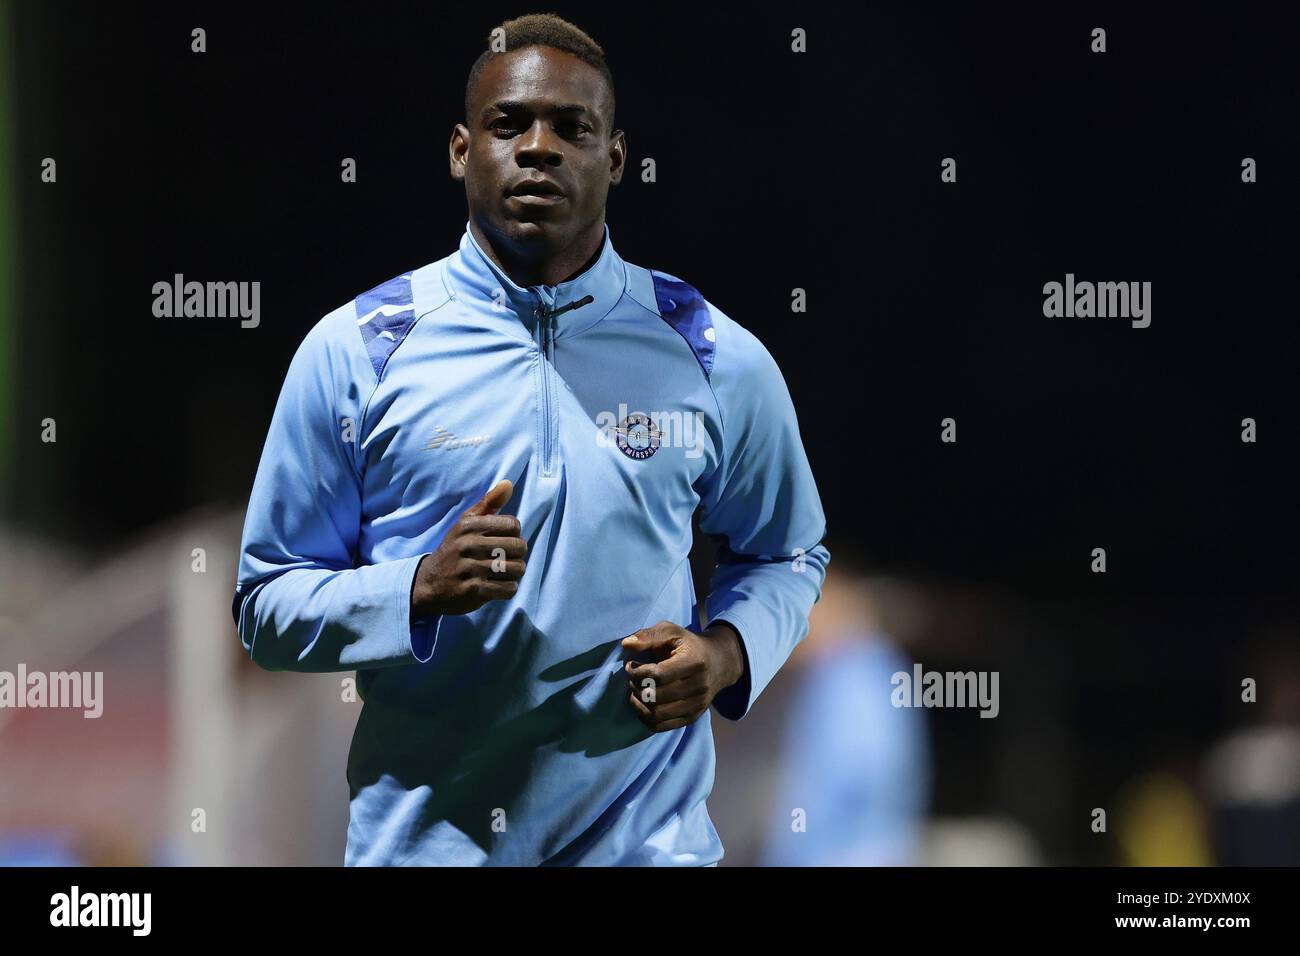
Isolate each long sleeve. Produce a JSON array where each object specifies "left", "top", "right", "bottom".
[
  {"left": 695, "top": 310, "right": 830, "bottom": 720},
  {"left": 231, "top": 308, "right": 440, "bottom": 672}
]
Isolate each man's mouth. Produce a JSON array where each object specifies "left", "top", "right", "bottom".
[
  {"left": 508, "top": 178, "right": 566, "bottom": 205},
  {"left": 508, "top": 193, "right": 566, "bottom": 206}
]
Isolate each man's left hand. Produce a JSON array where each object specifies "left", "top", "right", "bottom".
[{"left": 622, "top": 621, "right": 744, "bottom": 732}]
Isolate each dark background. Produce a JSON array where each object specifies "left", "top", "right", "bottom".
[
  {"left": 5, "top": 1, "right": 1299, "bottom": 863},
  {"left": 12, "top": 2, "right": 1298, "bottom": 593}
]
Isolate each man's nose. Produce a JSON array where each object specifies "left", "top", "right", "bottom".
[{"left": 516, "top": 120, "right": 562, "bottom": 166}]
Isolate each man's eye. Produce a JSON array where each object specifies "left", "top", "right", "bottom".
[{"left": 491, "top": 119, "right": 587, "bottom": 138}]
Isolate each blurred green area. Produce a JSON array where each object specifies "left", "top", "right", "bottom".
[{"left": 0, "top": 0, "right": 14, "bottom": 510}]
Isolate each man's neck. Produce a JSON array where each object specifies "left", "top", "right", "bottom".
[{"left": 471, "top": 218, "right": 605, "bottom": 289}]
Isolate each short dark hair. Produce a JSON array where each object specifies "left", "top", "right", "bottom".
[{"left": 465, "top": 13, "right": 616, "bottom": 131}]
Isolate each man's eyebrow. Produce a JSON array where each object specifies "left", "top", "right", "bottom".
[{"left": 487, "top": 101, "right": 591, "bottom": 115}]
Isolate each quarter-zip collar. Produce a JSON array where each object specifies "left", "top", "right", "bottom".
[{"left": 445, "top": 218, "right": 627, "bottom": 339}]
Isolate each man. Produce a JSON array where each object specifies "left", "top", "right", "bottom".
[{"left": 232, "top": 12, "right": 830, "bottom": 866}]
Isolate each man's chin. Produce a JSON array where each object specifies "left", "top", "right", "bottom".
[{"left": 500, "top": 215, "right": 567, "bottom": 246}]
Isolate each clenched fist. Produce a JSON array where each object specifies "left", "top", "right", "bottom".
[
  {"left": 622, "top": 620, "right": 745, "bottom": 732},
  {"left": 410, "top": 479, "right": 528, "bottom": 618}
]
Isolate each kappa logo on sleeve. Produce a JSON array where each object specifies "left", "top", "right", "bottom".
[{"left": 356, "top": 271, "right": 418, "bottom": 376}]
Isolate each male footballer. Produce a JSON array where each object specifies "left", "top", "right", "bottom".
[{"left": 232, "top": 12, "right": 830, "bottom": 865}]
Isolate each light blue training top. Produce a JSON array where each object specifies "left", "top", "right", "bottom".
[{"left": 232, "top": 220, "right": 830, "bottom": 865}]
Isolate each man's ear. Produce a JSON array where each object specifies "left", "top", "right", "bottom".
[
  {"left": 609, "top": 129, "right": 627, "bottom": 185},
  {"left": 449, "top": 124, "right": 470, "bottom": 181}
]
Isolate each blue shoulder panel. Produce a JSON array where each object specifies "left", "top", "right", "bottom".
[
  {"left": 355, "top": 271, "right": 418, "bottom": 378},
  {"left": 651, "top": 271, "right": 715, "bottom": 378}
]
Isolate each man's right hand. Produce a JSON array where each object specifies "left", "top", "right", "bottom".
[{"left": 410, "top": 479, "right": 528, "bottom": 618}]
